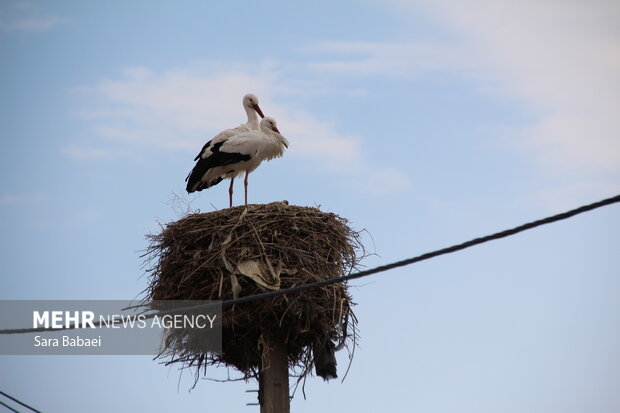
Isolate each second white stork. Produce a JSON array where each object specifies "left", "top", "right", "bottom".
[{"left": 185, "top": 117, "right": 289, "bottom": 207}]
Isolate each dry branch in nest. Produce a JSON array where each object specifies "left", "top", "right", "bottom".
[{"left": 143, "top": 201, "right": 363, "bottom": 384}]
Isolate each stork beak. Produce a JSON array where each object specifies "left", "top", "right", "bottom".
[
  {"left": 272, "top": 125, "right": 281, "bottom": 134},
  {"left": 253, "top": 104, "right": 265, "bottom": 118}
]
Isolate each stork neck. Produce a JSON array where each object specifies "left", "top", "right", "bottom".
[{"left": 245, "top": 106, "right": 259, "bottom": 129}]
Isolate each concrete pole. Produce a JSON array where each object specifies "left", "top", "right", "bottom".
[{"left": 259, "top": 335, "right": 290, "bottom": 413}]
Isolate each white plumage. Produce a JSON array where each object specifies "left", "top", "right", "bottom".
[
  {"left": 186, "top": 116, "right": 289, "bottom": 207},
  {"left": 192, "top": 93, "right": 264, "bottom": 163}
]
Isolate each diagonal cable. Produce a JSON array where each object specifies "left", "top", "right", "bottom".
[
  {"left": 0, "top": 391, "right": 41, "bottom": 413},
  {"left": 0, "top": 193, "right": 618, "bottom": 335}
]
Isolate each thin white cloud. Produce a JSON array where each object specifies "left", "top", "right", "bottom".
[
  {"left": 308, "top": 15, "right": 620, "bottom": 174},
  {"left": 305, "top": 41, "right": 459, "bottom": 78},
  {"left": 418, "top": 0, "right": 620, "bottom": 206},
  {"left": 309, "top": 0, "right": 620, "bottom": 202},
  {"left": 0, "top": 2, "right": 66, "bottom": 32},
  {"left": 75, "top": 65, "right": 277, "bottom": 150},
  {"left": 413, "top": 0, "right": 620, "bottom": 173},
  {"left": 0, "top": 15, "right": 65, "bottom": 31},
  {"left": 72, "top": 63, "right": 409, "bottom": 194}
]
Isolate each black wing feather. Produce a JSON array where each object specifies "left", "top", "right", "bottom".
[
  {"left": 186, "top": 140, "right": 251, "bottom": 193},
  {"left": 194, "top": 139, "right": 212, "bottom": 161}
]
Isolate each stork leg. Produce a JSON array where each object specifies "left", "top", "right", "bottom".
[
  {"left": 228, "top": 177, "right": 235, "bottom": 208},
  {"left": 244, "top": 171, "right": 249, "bottom": 206}
]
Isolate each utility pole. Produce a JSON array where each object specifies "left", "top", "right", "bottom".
[{"left": 259, "top": 335, "right": 290, "bottom": 413}]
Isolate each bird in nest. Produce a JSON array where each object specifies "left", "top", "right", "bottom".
[{"left": 185, "top": 93, "right": 288, "bottom": 207}]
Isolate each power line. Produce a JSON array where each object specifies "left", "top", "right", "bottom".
[
  {"left": 221, "top": 193, "right": 620, "bottom": 306},
  {"left": 0, "top": 390, "right": 42, "bottom": 413},
  {"left": 0, "top": 400, "right": 20, "bottom": 413},
  {"left": 0, "top": 193, "right": 618, "bottom": 336}
]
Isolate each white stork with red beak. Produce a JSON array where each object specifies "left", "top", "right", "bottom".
[
  {"left": 186, "top": 93, "right": 264, "bottom": 206},
  {"left": 192, "top": 93, "right": 265, "bottom": 162},
  {"left": 186, "top": 114, "right": 289, "bottom": 207}
]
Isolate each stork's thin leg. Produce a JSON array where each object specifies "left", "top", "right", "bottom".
[
  {"left": 244, "top": 171, "right": 249, "bottom": 205},
  {"left": 228, "top": 177, "right": 235, "bottom": 208}
]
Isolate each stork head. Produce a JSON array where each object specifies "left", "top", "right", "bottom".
[
  {"left": 261, "top": 116, "right": 280, "bottom": 133},
  {"left": 243, "top": 93, "right": 264, "bottom": 118},
  {"left": 261, "top": 117, "right": 289, "bottom": 148}
]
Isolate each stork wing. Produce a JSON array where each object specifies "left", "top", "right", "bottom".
[
  {"left": 194, "top": 124, "right": 253, "bottom": 161},
  {"left": 186, "top": 133, "right": 258, "bottom": 193}
]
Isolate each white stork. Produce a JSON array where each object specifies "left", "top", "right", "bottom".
[
  {"left": 185, "top": 117, "right": 289, "bottom": 207},
  {"left": 191, "top": 93, "right": 265, "bottom": 164},
  {"left": 185, "top": 93, "right": 264, "bottom": 205}
]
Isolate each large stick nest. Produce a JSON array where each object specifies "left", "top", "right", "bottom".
[{"left": 143, "top": 201, "right": 363, "bottom": 381}]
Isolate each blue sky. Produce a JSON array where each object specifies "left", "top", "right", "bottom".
[{"left": 1, "top": 0, "right": 619, "bottom": 412}]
